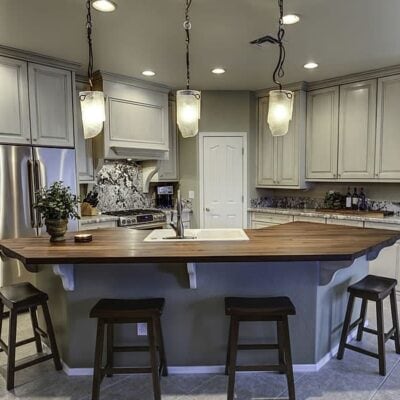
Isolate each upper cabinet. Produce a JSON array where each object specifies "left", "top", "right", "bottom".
[
  {"left": 338, "top": 80, "right": 377, "bottom": 180},
  {"left": 257, "top": 90, "right": 306, "bottom": 188},
  {"left": 375, "top": 75, "right": 400, "bottom": 180},
  {"left": 0, "top": 50, "right": 76, "bottom": 148},
  {"left": 153, "top": 99, "right": 179, "bottom": 182},
  {"left": 93, "top": 72, "right": 170, "bottom": 161},
  {"left": 306, "top": 87, "right": 339, "bottom": 180},
  {"left": 0, "top": 56, "right": 31, "bottom": 145},
  {"left": 28, "top": 63, "right": 74, "bottom": 148}
]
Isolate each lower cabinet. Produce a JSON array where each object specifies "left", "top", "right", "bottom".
[
  {"left": 250, "top": 212, "right": 293, "bottom": 228},
  {"left": 79, "top": 220, "right": 118, "bottom": 231},
  {"left": 326, "top": 219, "right": 364, "bottom": 227}
]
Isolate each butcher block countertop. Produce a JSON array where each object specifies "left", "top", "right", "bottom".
[{"left": 1, "top": 222, "right": 400, "bottom": 267}]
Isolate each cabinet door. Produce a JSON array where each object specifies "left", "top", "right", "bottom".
[
  {"left": 257, "top": 97, "right": 277, "bottom": 186},
  {"left": 157, "top": 100, "right": 179, "bottom": 181},
  {"left": 375, "top": 75, "right": 400, "bottom": 179},
  {"left": 251, "top": 221, "right": 277, "bottom": 229},
  {"left": 28, "top": 63, "right": 74, "bottom": 147},
  {"left": 338, "top": 80, "right": 377, "bottom": 180},
  {"left": 306, "top": 87, "right": 339, "bottom": 179},
  {"left": 0, "top": 56, "right": 31, "bottom": 145},
  {"left": 75, "top": 82, "right": 95, "bottom": 182}
]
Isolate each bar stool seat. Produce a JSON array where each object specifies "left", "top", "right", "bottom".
[
  {"left": 0, "top": 282, "right": 62, "bottom": 390},
  {"left": 225, "top": 296, "right": 296, "bottom": 400},
  {"left": 337, "top": 275, "right": 400, "bottom": 376},
  {"left": 225, "top": 296, "right": 296, "bottom": 316},
  {"left": 90, "top": 297, "right": 168, "bottom": 400}
]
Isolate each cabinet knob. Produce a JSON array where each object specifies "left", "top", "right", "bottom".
[{"left": 205, "top": 208, "right": 210, "bottom": 212}]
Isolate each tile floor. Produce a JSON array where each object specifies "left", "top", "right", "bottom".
[{"left": 0, "top": 297, "right": 399, "bottom": 400}]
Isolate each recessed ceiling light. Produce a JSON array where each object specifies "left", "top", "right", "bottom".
[
  {"left": 211, "top": 68, "right": 226, "bottom": 75},
  {"left": 142, "top": 70, "right": 156, "bottom": 77},
  {"left": 304, "top": 62, "right": 319, "bottom": 69},
  {"left": 92, "top": 0, "right": 117, "bottom": 12},
  {"left": 282, "top": 14, "right": 300, "bottom": 25}
]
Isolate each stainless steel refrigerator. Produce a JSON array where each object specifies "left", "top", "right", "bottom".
[{"left": 0, "top": 145, "right": 78, "bottom": 286}]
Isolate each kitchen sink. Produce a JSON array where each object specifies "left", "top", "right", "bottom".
[{"left": 144, "top": 228, "right": 249, "bottom": 242}]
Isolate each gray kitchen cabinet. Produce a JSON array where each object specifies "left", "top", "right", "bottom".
[
  {"left": 0, "top": 56, "right": 31, "bottom": 145},
  {"left": 338, "top": 80, "right": 377, "bottom": 180},
  {"left": 306, "top": 87, "right": 339, "bottom": 180},
  {"left": 153, "top": 99, "right": 179, "bottom": 182},
  {"left": 75, "top": 82, "right": 95, "bottom": 182},
  {"left": 93, "top": 72, "right": 169, "bottom": 160},
  {"left": 257, "top": 91, "right": 306, "bottom": 188},
  {"left": 375, "top": 74, "right": 400, "bottom": 180},
  {"left": 28, "top": 63, "right": 74, "bottom": 148}
]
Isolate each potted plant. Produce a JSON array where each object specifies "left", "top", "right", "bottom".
[{"left": 34, "top": 181, "right": 80, "bottom": 242}]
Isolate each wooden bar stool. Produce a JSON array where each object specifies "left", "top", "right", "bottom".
[
  {"left": 225, "top": 296, "right": 296, "bottom": 400},
  {"left": 337, "top": 275, "right": 400, "bottom": 375},
  {"left": 90, "top": 298, "right": 168, "bottom": 400},
  {"left": 0, "top": 282, "right": 62, "bottom": 390}
]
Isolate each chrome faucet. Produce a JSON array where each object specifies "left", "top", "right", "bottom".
[{"left": 170, "top": 189, "right": 184, "bottom": 239}]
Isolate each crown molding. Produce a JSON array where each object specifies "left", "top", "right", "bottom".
[{"left": 0, "top": 44, "right": 81, "bottom": 71}]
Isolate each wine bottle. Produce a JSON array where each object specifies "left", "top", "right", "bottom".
[
  {"left": 345, "top": 187, "right": 352, "bottom": 209},
  {"left": 352, "top": 188, "right": 358, "bottom": 210},
  {"left": 359, "top": 188, "right": 367, "bottom": 211}
]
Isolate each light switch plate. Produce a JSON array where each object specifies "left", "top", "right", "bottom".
[
  {"left": 188, "top": 190, "right": 195, "bottom": 199},
  {"left": 137, "top": 323, "right": 148, "bottom": 336}
]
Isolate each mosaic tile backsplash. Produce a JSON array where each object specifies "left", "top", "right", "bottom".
[
  {"left": 94, "top": 160, "right": 151, "bottom": 212},
  {"left": 251, "top": 196, "right": 400, "bottom": 214}
]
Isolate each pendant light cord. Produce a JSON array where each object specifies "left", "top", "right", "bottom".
[
  {"left": 184, "top": 0, "right": 193, "bottom": 90},
  {"left": 272, "top": 0, "right": 286, "bottom": 91},
  {"left": 86, "top": 0, "right": 94, "bottom": 90}
]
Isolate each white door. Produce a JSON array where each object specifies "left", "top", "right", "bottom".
[{"left": 201, "top": 135, "right": 245, "bottom": 228}]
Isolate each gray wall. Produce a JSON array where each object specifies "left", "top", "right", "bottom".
[{"left": 179, "top": 91, "right": 257, "bottom": 228}]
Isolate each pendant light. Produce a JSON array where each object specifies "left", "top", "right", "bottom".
[
  {"left": 176, "top": 0, "right": 201, "bottom": 138},
  {"left": 254, "top": 0, "right": 294, "bottom": 137},
  {"left": 79, "top": 0, "right": 106, "bottom": 139}
]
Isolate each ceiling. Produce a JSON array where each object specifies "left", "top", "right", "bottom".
[{"left": 1, "top": 0, "right": 400, "bottom": 90}]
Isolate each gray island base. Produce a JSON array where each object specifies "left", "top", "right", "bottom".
[{"left": 36, "top": 257, "right": 367, "bottom": 374}]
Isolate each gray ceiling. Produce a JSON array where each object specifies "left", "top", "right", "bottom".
[{"left": 1, "top": 0, "right": 400, "bottom": 90}]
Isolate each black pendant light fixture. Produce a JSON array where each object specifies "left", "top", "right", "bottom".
[
  {"left": 79, "top": 0, "right": 106, "bottom": 139},
  {"left": 176, "top": 0, "right": 201, "bottom": 138},
  {"left": 251, "top": 0, "right": 294, "bottom": 136}
]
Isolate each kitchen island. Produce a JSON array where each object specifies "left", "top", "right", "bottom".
[{"left": 1, "top": 222, "right": 399, "bottom": 374}]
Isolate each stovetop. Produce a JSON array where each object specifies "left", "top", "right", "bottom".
[{"left": 103, "top": 209, "right": 166, "bottom": 227}]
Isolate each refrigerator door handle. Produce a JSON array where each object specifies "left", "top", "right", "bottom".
[
  {"left": 27, "top": 159, "right": 38, "bottom": 229},
  {"left": 34, "top": 160, "right": 45, "bottom": 228}
]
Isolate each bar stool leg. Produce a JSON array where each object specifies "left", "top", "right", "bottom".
[
  {"left": 148, "top": 318, "right": 161, "bottom": 400},
  {"left": 389, "top": 289, "right": 400, "bottom": 354},
  {"left": 277, "top": 320, "right": 285, "bottom": 374},
  {"left": 356, "top": 299, "right": 368, "bottom": 342},
  {"left": 92, "top": 319, "right": 105, "bottom": 400},
  {"left": 281, "top": 317, "right": 296, "bottom": 400},
  {"left": 225, "top": 317, "right": 233, "bottom": 376},
  {"left": 376, "top": 299, "right": 386, "bottom": 376},
  {"left": 42, "top": 302, "right": 62, "bottom": 371},
  {"left": 337, "top": 294, "right": 355, "bottom": 360},
  {"left": 227, "top": 316, "right": 239, "bottom": 400},
  {"left": 6, "top": 310, "right": 17, "bottom": 391},
  {"left": 155, "top": 317, "right": 168, "bottom": 377},
  {"left": 106, "top": 323, "right": 113, "bottom": 377},
  {"left": 30, "top": 306, "right": 43, "bottom": 353}
]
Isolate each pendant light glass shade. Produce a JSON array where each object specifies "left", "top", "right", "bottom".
[
  {"left": 79, "top": 90, "right": 106, "bottom": 139},
  {"left": 176, "top": 89, "right": 201, "bottom": 138},
  {"left": 267, "top": 90, "right": 294, "bottom": 136}
]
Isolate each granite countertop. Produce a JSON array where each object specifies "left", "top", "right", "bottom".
[
  {"left": 79, "top": 215, "right": 119, "bottom": 225},
  {"left": 248, "top": 207, "right": 400, "bottom": 225}
]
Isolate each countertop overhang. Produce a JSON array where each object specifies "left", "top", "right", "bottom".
[{"left": 1, "top": 222, "right": 400, "bottom": 267}]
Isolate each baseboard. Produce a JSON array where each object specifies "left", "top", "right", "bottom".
[{"left": 61, "top": 323, "right": 366, "bottom": 376}]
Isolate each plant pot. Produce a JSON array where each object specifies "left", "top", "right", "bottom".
[{"left": 45, "top": 219, "right": 68, "bottom": 242}]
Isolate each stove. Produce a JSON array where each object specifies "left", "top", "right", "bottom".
[{"left": 103, "top": 209, "right": 167, "bottom": 229}]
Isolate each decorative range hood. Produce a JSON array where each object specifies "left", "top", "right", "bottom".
[{"left": 141, "top": 161, "right": 159, "bottom": 193}]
